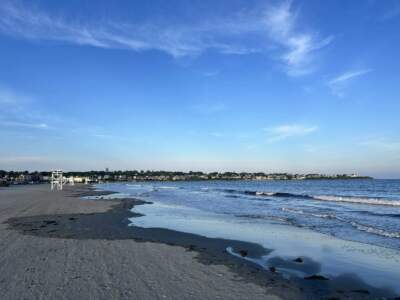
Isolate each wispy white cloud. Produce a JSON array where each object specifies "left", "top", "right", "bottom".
[
  {"left": 329, "top": 69, "right": 373, "bottom": 85},
  {"left": 0, "top": 1, "right": 253, "bottom": 58},
  {"left": 328, "top": 69, "right": 372, "bottom": 97},
  {"left": 0, "top": 1, "right": 331, "bottom": 75},
  {"left": 265, "top": 124, "right": 318, "bottom": 142},
  {"left": 0, "top": 120, "right": 48, "bottom": 129},
  {"left": 263, "top": 1, "right": 333, "bottom": 76}
]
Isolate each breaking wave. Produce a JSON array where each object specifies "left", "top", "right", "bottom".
[
  {"left": 310, "top": 195, "right": 400, "bottom": 206},
  {"left": 220, "top": 188, "right": 400, "bottom": 206},
  {"left": 350, "top": 222, "right": 400, "bottom": 239},
  {"left": 158, "top": 186, "right": 180, "bottom": 190}
]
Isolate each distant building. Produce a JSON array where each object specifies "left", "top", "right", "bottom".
[{"left": 71, "top": 176, "right": 89, "bottom": 184}]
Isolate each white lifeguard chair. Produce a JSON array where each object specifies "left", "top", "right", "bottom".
[{"left": 51, "top": 170, "right": 64, "bottom": 191}]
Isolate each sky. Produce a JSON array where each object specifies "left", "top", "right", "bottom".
[{"left": 0, "top": 0, "right": 400, "bottom": 178}]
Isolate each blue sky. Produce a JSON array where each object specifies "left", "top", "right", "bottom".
[{"left": 0, "top": 0, "right": 399, "bottom": 178}]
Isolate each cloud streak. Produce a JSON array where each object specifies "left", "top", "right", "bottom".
[
  {"left": 0, "top": 1, "right": 253, "bottom": 57},
  {"left": 0, "top": 1, "right": 331, "bottom": 75},
  {"left": 266, "top": 124, "right": 318, "bottom": 142},
  {"left": 0, "top": 120, "right": 48, "bottom": 129},
  {"left": 328, "top": 69, "right": 372, "bottom": 96},
  {"left": 329, "top": 69, "right": 373, "bottom": 85}
]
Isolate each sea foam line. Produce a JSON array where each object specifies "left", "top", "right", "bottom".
[
  {"left": 223, "top": 189, "right": 400, "bottom": 207},
  {"left": 311, "top": 195, "right": 400, "bottom": 206},
  {"left": 350, "top": 222, "right": 400, "bottom": 239}
]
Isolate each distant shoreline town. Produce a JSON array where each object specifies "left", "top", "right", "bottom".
[{"left": 0, "top": 170, "right": 372, "bottom": 186}]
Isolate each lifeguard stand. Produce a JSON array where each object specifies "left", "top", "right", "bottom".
[{"left": 51, "top": 170, "right": 64, "bottom": 191}]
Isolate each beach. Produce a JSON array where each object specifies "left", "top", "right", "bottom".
[
  {"left": 0, "top": 184, "right": 305, "bottom": 300},
  {"left": 1, "top": 183, "right": 398, "bottom": 299},
  {"left": 1, "top": 0, "right": 398, "bottom": 298}
]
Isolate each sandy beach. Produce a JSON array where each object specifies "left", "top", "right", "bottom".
[
  {"left": 0, "top": 184, "right": 395, "bottom": 299},
  {"left": 0, "top": 184, "right": 305, "bottom": 300}
]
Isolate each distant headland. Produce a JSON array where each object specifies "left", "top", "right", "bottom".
[{"left": 0, "top": 170, "right": 372, "bottom": 185}]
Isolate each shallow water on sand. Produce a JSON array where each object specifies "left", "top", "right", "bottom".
[{"left": 98, "top": 179, "right": 400, "bottom": 294}]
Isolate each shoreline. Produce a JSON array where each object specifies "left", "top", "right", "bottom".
[{"left": 3, "top": 184, "right": 398, "bottom": 299}]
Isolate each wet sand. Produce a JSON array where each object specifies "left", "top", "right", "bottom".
[{"left": 0, "top": 184, "right": 395, "bottom": 299}]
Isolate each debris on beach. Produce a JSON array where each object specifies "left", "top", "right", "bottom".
[{"left": 304, "top": 274, "right": 329, "bottom": 280}]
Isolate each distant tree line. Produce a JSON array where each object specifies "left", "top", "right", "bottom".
[{"left": 0, "top": 169, "right": 372, "bottom": 181}]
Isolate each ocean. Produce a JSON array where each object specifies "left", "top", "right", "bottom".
[{"left": 97, "top": 179, "right": 400, "bottom": 293}]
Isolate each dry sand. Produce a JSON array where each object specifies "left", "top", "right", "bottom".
[{"left": 0, "top": 184, "right": 305, "bottom": 300}]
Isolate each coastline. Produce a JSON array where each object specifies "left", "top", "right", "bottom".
[{"left": 1, "top": 184, "right": 398, "bottom": 299}]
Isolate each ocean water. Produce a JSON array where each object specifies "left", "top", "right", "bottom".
[{"left": 97, "top": 179, "right": 400, "bottom": 293}]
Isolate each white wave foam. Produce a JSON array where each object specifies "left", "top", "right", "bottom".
[
  {"left": 282, "top": 207, "right": 335, "bottom": 219},
  {"left": 255, "top": 191, "right": 275, "bottom": 196},
  {"left": 250, "top": 190, "right": 400, "bottom": 207},
  {"left": 312, "top": 195, "right": 400, "bottom": 206},
  {"left": 311, "top": 212, "right": 336, "bottom": 219},
  {"left": 158, "top": 186, "right": 179, "bottom": 189},
  {"left": 350, "top": 222, "right": 400, "bottom": 239}
]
